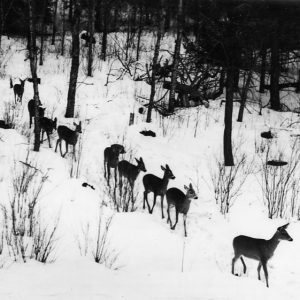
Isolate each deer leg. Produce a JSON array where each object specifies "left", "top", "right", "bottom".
[
  {"left": 232, "top": 256, "right": 238, "bottom": 275},
  {"left": 257, "top": 262, "right": 262, "bottom": 280},
  {"left": 150, "top": 193, "right": 157, "bottom": 214},
  {"left": 161, "top": 195, "right": 165, "bottom": 219},
  {"left": 62, "top": 143, "right": 68, "bottom": 157},
  {"left": 40, "top": 130, "right": 44, "bottom": 143},
  {"left": 261, "top": 260, "right": 269, "bottom": 288},
  {"left": 143, "top": 191, "right": 151, "bottom": 212},
  {"left": 183, "top": 214, "right": 187, "bottom": 237},
  {"left": 47, "top": 132, "right": 52, "bottom": 148},
  {"left": 167, "top": 205, "right": 172, "bottom": 227},
  {"left": 119, "top": 174, "right": 122, "bottom": 195},
  {"left": 114, "top": 167, "right": 117, "bottom": 184},
  {"left": 73, "top": 145, "right": 77, "bottom": 161},
  {"left": 240, "top": 257, "right": 247, "bottom": 274},
  {"left": 55, "top": 139, "right": 60, "bottom": 152},
  {"left": 171, "top": 210, "right": 179, "bottom": 230},
  {"left": 107, "top": 166, "right": 111, "bottom": 185}
]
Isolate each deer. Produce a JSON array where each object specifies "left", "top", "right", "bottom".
[
  {"left": 118, "top": 157, "right": 147, "bottom": 191},
  {"left": 104, "top": 144, "right": 126, "bottom": 184},
  {"left": 55, "top": 121, "right": 82, "bottom": 160},
  {"left": 40, "top": 117, "right": 57, "bottom": 148},
  {"left": 143, "top": 164, "right": 175, "bottom": 219},
  {"left": 10, "top": 78, "right": 26, "bottom": 104},
  {"left": 28, "top": 99, "right": 45, "bottom": 128},
  {"left": 166, "top": 183, "right": 198, "bottom": 237},
  {"left": 231, "top": 223, "right": 293, "bottom": 288}
]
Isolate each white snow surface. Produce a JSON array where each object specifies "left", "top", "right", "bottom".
[{"left": 0, "top": 36, "right": 299, "bottom": 299}]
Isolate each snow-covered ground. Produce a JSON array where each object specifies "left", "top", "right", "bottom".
[{"left": 0, "top": 35, "right": 299, "bottom": 299}]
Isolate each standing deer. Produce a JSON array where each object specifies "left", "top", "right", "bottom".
[
  {"left": 10, "top": 78, "right": 26, "bottom": 104},
  {"left": 143, "top": 164, "right": 175, "bottom": 219},
  {"left": 104, "top": 144, "right": 125, "bottom": 184},
  {"left": 55, "top": 122, "right": 82, "bottom": 160},
  {"left": 166, "top": 183, "right": 198, "bottom": 237},
  {"left": 28, "top": 99, "right": 45, "bottom": 128},
  {"left": 40, "top": 117, "right": 57, "bottom": 148},
  {"left": 118, "top": 157, "right": 147, "bottom": 190},
  {"left": 231, "top": 223, "right": 293, "bottom": 287}
]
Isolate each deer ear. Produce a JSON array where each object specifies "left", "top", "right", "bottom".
[
  {"left": 73, "top": 122, "right": 76, "bottom": 126},
  {"left": 189, "top": 183, "right": 193, "bottom": 188},
  {"left": 184, "top": 185, "right": 188, "bottom": 190},
  {"left": 161, "top": 165, "right": 166, "bottom": 171},
  {"left": 135, "top": 158, "right": 139, "bottom": 163},
  {"left": 278, "top": 223, "right": 289, "bottom": 231},
  {"left": 166, "top": 164, "right": 170, "bottom": 169}
]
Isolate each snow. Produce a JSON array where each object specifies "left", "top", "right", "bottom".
[{"left": 0, "top": 35, "right": 299, "bottom": 299}]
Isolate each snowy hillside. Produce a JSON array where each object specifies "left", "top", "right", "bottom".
[{"left": 0, "top": 35, "right": 299, "bottom": 300}]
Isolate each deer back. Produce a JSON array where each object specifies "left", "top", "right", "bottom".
[
  {"left": 40, "top": 117, "right": 57, "bottom": 133},
  {"left": 57, "top": 125, "right": 79, "bottom": 145},
  {"left": 233, "top": 224, "right": 293, "bottom": 261}
]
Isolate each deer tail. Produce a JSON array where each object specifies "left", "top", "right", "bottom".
[{"left": 10, "top": 77, "right": 13, "bottom": 89}]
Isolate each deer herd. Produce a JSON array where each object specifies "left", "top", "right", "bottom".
[{"left": 5, "top": 77, "right": 294, "bottom": 288}]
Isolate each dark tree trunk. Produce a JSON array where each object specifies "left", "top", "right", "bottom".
[
  {"left": 39, "top": 0, "right": 48, "bottom": 65},
  {"left": 270, "top": 24, "right": 281, "bottom": 111},
  {"left": 223, "top": 65, "right": 235, "bottom": 166},
  {"left": 136, "top": 4, "right": 143, "bottom": 61},
  {"left": 219, "top": 68, "right": 226, "bottom": 94},
  {"left": 168, "top": 0, "right": 183, "bottom": 113},
  {"left": 65, "top": 0, "right": 81, "bottom": 118},
  {"left": 87, "top": 0, "right": 95, "bottom": 76},
  {"left": 61, "top": 0, "right": 66, "bottom": 56},
  {"left": 146, "top": 1, "right": 165, "bottom": 123},
  {"left": 51, "top": 0, "right": 58, "bottom": 45},
  {"left": 69, "top": 0, "right": 73, "bottom": 21},
  {"left": 27, "top": 0, "right": 41, "bottom": 151},
  {"left": 259, "top": 45, "right": 267, "bottom": 93},
  {"left": 101, "top": 2, "right": 108, "bottom": 61},
  {"left": 125, "top": 6, "right": 131, "bottom": 61},
  {"left": 95, "top": 0, "right": 102, "bottom": 32},
  {"left": 237, "top": 70, "right": 252, "bottom": 122}
]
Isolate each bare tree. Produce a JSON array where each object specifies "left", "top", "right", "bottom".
[
  {"left": 65, "top": 0, "right": 81, "bottom": 118},
  {"left": 168, "top": 0, "right": 183, "bottom": 113},
  {"left": 146, "top": 0, "right": 165, "bottom": 123},
  {"left": 61, "top": 0, "right": 66, "bottom": 56},
  {"left": 39, "top": 0, "right": 48, "bottom": 65},
  {"left": 87, "top": 0, "right": 95, "bottom": 76},
  {"left": 27, "top": 0, "right": 41, "bottom": 151},
  {"left": 51, "top": 0, "right": 58, "bottom": 45}
]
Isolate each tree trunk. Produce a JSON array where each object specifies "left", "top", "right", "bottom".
[
  {"left": 87, "top": 0, "right": 95, "bottom": 76},
  {"left": 136, "top": 4, "right": 143, "bottom": 61},
  {"left": 101, "top": 2, "right": 108, "bottom": 61},
  {"left": 69, "top": 0, "right": 73, "bottom": 21},
  {"left": 146, "top": 1, "right": 165, "bottom": 123},
  {"left": 270, "top": 23, "right": 280, "bottom": 111},
  {"left": 259, "top": 45, "right": 266, "bottom": 93},
  {"left": 27, "top": 0, "right": 41, "bottom": 152},
  {"left": 237, "top": 70, "right": 252, "bottom": 122},
  {"left": 168, "top": 0, "right": 183, "bottom": 113},
  {"left": 65, "top": 0, "right": 81, "bottom": 118},
  {"left": 39, "top": 0, "right": 48, "bottom": 65},
  {"left": 61, "top": 0, "right": 66, "bottom": 56},
  {"left": 223, "top": 66, "right": 235, "bottom": 166},
  {"left": 51, "top": 0, "right": 58, "bottom": 45}
]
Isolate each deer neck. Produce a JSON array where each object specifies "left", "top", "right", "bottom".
[
  {"left": 267, "top": 232, "right": 281, "bottom": 253},
  {"left": 162, "top": 174, "right": 170, "bottom": 188}
]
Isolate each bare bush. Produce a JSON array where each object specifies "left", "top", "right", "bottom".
[
  {"left": 77, "top": 213, "right": 121, "bottom": 270},
  {"left": 2, "top": 151, "right": 58, "bottom": 263},
  {"left": 259, "top": 140, "right": 300, "bottom": 219},
  {"left": 210, "top": 144, "right": 252, "bottom": 215},
  {"left": 30, "top": 215, "right": 59, "bottom": 263}
]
